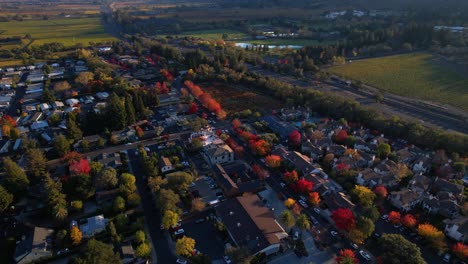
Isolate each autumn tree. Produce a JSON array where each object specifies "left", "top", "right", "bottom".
[
  {"left": 75, "top": 71, "right": 94, "bottom": 87},
  {"left": 388, "top": 211, "right": 401, "bottom": 224},
  {"left": 288, "top": 130, "right": 301, "bottom": 146},
  {"left": 308, "top": 192, "right": 320, "bottom": 206},
  {"left": 279, "top": 210, "right": 295, "bottom": 229},
  {"left": 332, "top": 208, "right": 356, "bottom": 231},
  {"left": 265, "top": 155, "right": 281, "bottom": 168},
  {"left": 191, "top": 198, "right": 206, "bottom": 212},
  {"left": 283, "top": 170, "right": 299, "bottom": 184},
  {"left": 3, "top": 157, "right": 30, "bottom": 194},
  {"left": 374, "top": 185, "right": 388, "bottom": 199},
  {"left": 188, "top": 102, "right": 198, "bottom": 114},
  {"left": 148, "top": 176, "right": 167, "bottom": 193},
  {"left": 335, "top": 249, "right": 359, "bottom": 264},
  {"left": 231, "top": 118, "right": 242, "bottom": 129},
  {"left": 175, "top": 236, "right": 196, "bottom": 257},
  {"left": 293, "top": 178, "right": 313, "bottom": 195},
  {"left": 417, "top": 223, "right": 446, "bottom": 251},
  {"left": 378, "top": 234, "right": 425, "bottom": 264},
  {"left": 70, "top": 226, "right": 83, "bottom": 245},
  {"left": 69, "top": 159, "right": 91, "bottom": 175},
  {"left": 296, "top": 213, "right": 311, "bottom": 230},
  {"left": 156, "top": 189, "right": 181, "bottom": 214},
  {"left": 162, "top": 210, "right": 179, "bottom": 230},
  {"left": 0, "top": 185, "right": 13, "bottom": 213},
  {"left": 113, "top": 196, "right": 125, "bottom": 212},
  {"left": 452, "top": 243, "right": 468, "bottom": 260},
  {"left": 401, "top": 214, "right": 417, "bottom": 229},
  {"left": 53, "top": 81, "right": 71, "bottom": 92},
  {"left": 335, "top": 130, "right": 348, "bottom": 143},
  {"left": 72, "top": 239, "right": 121, "bottom": 263},
  {"left": 351, "top": 185, "right": 376, "bottom": 208},
  {"left": 284, "top": 198, "right": 296, "bottom": 209},
  {"left": 119, "top": 173, "right": 137, "bottom": 197},
  {"left": 136, "top": 243, "right": 151, "bottom": 258},
  {"left": 251, "top": 164, "right": 268, "bottom": 180}
]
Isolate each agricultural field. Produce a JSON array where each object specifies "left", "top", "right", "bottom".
[
  {"left": 177, "top": 29, "right": 249, "bottom": 40},
  {"left": 201, "top": 82, "right": 284, "bottom": 114},
  {"left": 0, "top": 17, "right": 115, "bottom": 47},
  {"left": 248, "top": 38, "right": 334, "bottom": 46},
  {"left": 328, "top": 52, "right": 468, "bottom": 111}
]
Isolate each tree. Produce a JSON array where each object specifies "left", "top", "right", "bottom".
[
  {"left": 3, "top": 157, "right": 29, "bottom": 194},
  {"left": 352, "top": 185, "right": 376, "bottom": 208},
  {"left": 75, "top": 71, "right": 94, "bottom": 87},
  {"left": 125, "top": 95, "right": 136, "bottom": 125},
  {"left": 401, "top": 214, "right": 417, "bottom": 229},
  {"left": 41, "top": 87, "right": 55, "bottom": 103},
  {"left": 96, "top": 167, "right": 118, "bottom": 190},
  {"left": 373, "top": 185, "right": 388, "bottom": 199},
  {"left": 378, "top": 234, "right": 425, "bottom": 264},
  {"left": 293, "top": 178, "right": 313, "bottom": 195},
  {"left": 417, "top": 223, "right": 446, "bottom": 251},
  {"left": 119, "top": 173, "right": 137, "bottom": 197},
  {"left": 175, "top": 236, "right": 196, "bottom": 257},
  {"left": 332, "top": 208, "right": 356, "bottom": 231},
  {"left": 26, "top": 148, "right": 48, "bottom": 178},
  {"left": 265, "top": 155, "right": 281, "bottom": 168},
  {"left": 156, "top": 189, "right": 181, "bottom": 214},
  {"left": 135, "top": 230, "right": 146, "bottom": 244},
  {"left": 66, "top": 116, "right": 83, "bottom": 141},
  {"left": 225, "top": 247, "right": 252, "bottom": 264},
  {"left": 166, "top": 171, "right": 193, "bottom": 191},
  {"left": 356, "top": 216, "right": 375, "bottom": 238},
  {"left": 188, "top": 102, "right": 198, "bottom": 114},
  {"left": 452, "top": 242, "right": 468, "bottom": 260},
  {"left": 288, "top": 130, "right": 301, "bottom": 146},
  {"left": 127, "top": 193, "right": 141, "bottom": 207},
  {"left": 335, "top": 249, "right": 359, "bottom": 264},
  {"left": 106, "top": 93, "right": 127, "bottom": 130},
  {"left": 283, "top": 170, "right": 299, "bottom": 184},
  {"left": 296, "top": 214, "right": 311, "bottom": 230},
  {"left": 53, "top": 81, "right": 71, "bottom": 92},
  {"left": 308, "top": 192, "right": 320, "bottom": 206},
  {"left": 191, "top": 198, "right": 206, "bottom": 212},
  {"left": 231, "top": 118, "right": 242, "bottom": 129},
  {"left": 70, "top": 200, "right": 83, "bottom": 211},
  {"left": 71, "top": 239, "right": 121, "bottom": 264},
  {"left": 70, "top": 226, "right": 83, "bottom": 245},
  {"left": 362, "top": 206, "right": 380, "bottom": 222},
  {"left": 136, "top": 242, "right": 151, "bottom": 258},
  {"left": 251, "top": 164, "right": 268, "bottom": 180},
  {"left": 148, "top": 176, "right": 167, "bottom": 193},
  {"left": 90, "top": 161, "right": 103, "bottom": 177},
  {"left": 162, "top": 210, "right": 179, "bottom": 230},
  {"left": 349, "top": 228, "right": 367, "bottom": 245},
  {"left": 388, "top": 211, "right": 401, "bottom": 224},
  {"left": 377, "top": 143, "right": 391, "bottom": 159},
  {"left": 53, "top": 134, "right": 71, "bottom": 157},
  {"left": 335, "top": 130, "right": 348, "bottom": 143},
  {"left": 69, "top": 159, "right": 91, "bottom": 176},
  {"left": 107, "top": 221, "right": 121, "bottom": 244},
  {"left": 113, "top": 196, "right": 126, "bottom": 212},
  {"left": 284, "top": 198, "right": 296, "bottom": 208},
  {"left": 279, "top": 210, "right": 295, "bottom": 229},
  {"left": 0, "top": 185, "right": 13, "bottom": 213}
]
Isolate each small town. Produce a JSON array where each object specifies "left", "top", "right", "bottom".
[{"left": 0, "top": 1, "right": 468, "bottom": 264}]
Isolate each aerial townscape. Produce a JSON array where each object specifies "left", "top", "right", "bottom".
[{"left": 0, "top": 0, "right": 468, "bottom": 264}]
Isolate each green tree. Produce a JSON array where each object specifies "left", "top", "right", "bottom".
[
  {"left": 225, "top": 247, "right": 253, "bottom": 264},
  {"left": 119, "top": 173, "right": 136, "bottom": 197},
  {"left": 80, "top": 139, "right": 90, "bottom": 152},
  {"left": 162, "top": 210, "right": 179, "bottom": 230},
  {"left": 72, "top": 239, "right": 121, "bottom": 264},
  {"left": 107, "top": 221, "right": 121, "bottom": 244},
  {"left": 96, "top": 167, "right": 118, "bottom": 190},
  {"left": 64, "top": 174, "right": 95, "bottom": 200},
  {"left": 114, "top": 213, "right": 128, "bottom": 231},
  {"left": 124, "top": 94, "right": 136, "bottom": 125},
  {"left": 44, "top": 176, "right": 68, "bottom": 221},
  {"left": 41, "top": 87, "right": 55, "bottom": 103},
  {"left": 156, "top": 189, "right": 181, "bottom": 214},
  {"left": 26, "top": 148, "right": 48, "bottom": 178},
  {"left": 148, "top": 176, "right": 167, "bottom": 193},
  {"left": 70, "top": 200, "right": 83, "bottom": 211},
  {"left": 127, "top": 193, "right": 141, "bottom": 206},
  {"left": 106, "top": 93, "right": 127, "bottom": 130},
  {"left": 135, "top": 230, "right": 146, "bottom": 244},
  {"left": 279, "top": 210, "right": 295, "bottom": 229},
  {"left": 175, "top": 236, "right": 196, "bottom": 257},
  {"left": 90, "top": 161, "right": 104, "bottom": 177},
  {"left": 377, "top": 143, "right": 391, "bottom": 159},
  {"left": 66, "top": 115, "right": 83, "bottom": 141},
  {"left": 351, "top": 185, "right": 376, "bottom": 208},
  {"left": 362, "top": 205, "right": 380, "bottom": 222},
  {"left": 378, "top": 234, "right": 426, "bottom": 264},
  {"left": 166, "top": 171, "right": 193, "bottom": 191},
  {"left": 296, "top": 213, "right": 311, "bottom": 231},
  {"left": 53, "top": 134, "right": 71, "bottom": 157},
  {"left": 75, "top": 71, "right": 94, "bottom": 87},
  {"left": 356, "top": 216, "right": 375, "bottom": 238},
  {"left": 135, "top": 242, "right": 151, "bottom": 258},
  {"left": 113, "top": 196, "right": 126, "bottom": 212},
  {"left": 3, "top": 157, "right": 29, "bottom": 194},
  {"left": 0, "top": 185, "right": 14, "bottom": 213}
]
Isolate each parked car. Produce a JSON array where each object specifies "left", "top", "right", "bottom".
[
  {"left": 223, "top": 255, "right": 232, "bottom": 264},
  {"left": 280, "top": 182, "right": 286, "bottom": 188},
  {"left": 351, "top": 243, "right": 359, "bottom": 250},
  {"left": 298, "top": 199, "right": 308, "bottom": 208},
  {"left": 373, "top": 232, "right": 381, "bottom": 238},
  {"left": 309, "top": 216, "right": 319, "bottom": 225},
  {"left": 381, "top": 214, "right": 388, "bottom": 220},
  {"left": 313, "top": 207, "right": 321, "bottom": 214},
  {"left": 443, "top": 254, "right": 451, "bottom": 263},
  {"left": 195, "top": 218, "right": 205, "bottom": 224},
  {"left": 394, "top": 223, "right": 402, "bottom": 228},
  {"left": 176, "top": 259, "right": 187, "bottom": 264},
  {"left": 330, "top": 230, "right": 338, "bottom": 237},
  {"left": 359, "top": 250, "right": 371, "bottom": 260},
  {"left": 174, "top": 229, "right": 185, "bottom": 236},
  {"left": 293, "top": 231, "right": 300, "bottom": 240}
]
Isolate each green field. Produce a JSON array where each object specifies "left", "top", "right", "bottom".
[
  {"left": 328, "top": 53, "right": 468, "bottom": 111},
  {"left": 0, "top": 17, "right": 115, "bottom": 46},
  {"left": 249, "top": 38, "right": 334, "bottom": 46},
  {"left": 177, "top": 29, "right": 249, "bottom": 40}
]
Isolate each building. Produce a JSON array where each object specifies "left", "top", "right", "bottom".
[
  {"left": 14, "top": 226, "right": 54, "bottom": 264},
  {"left": 75, "top": 215, "right": 108, "bottom": 238},
  {"left": 205, "top": 144, "right": 234, "bottom": 165},
  {"left": 159, "top": 156, "right": 174, "bottom": 174},
  {"left": 388, "top": 189, "right": 422, "bottom": 212},
  {"left": 121, "top": 243, "right": 136, "bottom": 264},
  {"left": 213, "top": 163, "right": 263, "bottom": 197},
  {"left": 444, "top": 217, "right": 468, "bottom": 242},
  {"left": 216, "top": 194, "right": 288, "bottom": 256}
]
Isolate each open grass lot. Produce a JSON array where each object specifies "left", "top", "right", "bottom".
[
  {"left": 328, "top": 53, "right": 468, "bottom": 111},
  {"left": 177, "top": 29, "right": 249, "bottom": 40},
  {"left": 0, "top": 59, "right": 25, "bottom": 67},
  {"left": 201, "top": 82, "right": 284, "bottom": 114},
  {"left": 249, "top": 38, "right": 335, "bottom": 46},
  {"left": 0, "top": 17, "right": 115, "bottom": 47}
]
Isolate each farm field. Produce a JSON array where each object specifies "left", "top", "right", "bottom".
[
  {"left": 328, "top": 52, "right": 468, "bottom": 111},
  {"left": 201, "top": 82, "right": 284, "bottom": 114},
  {"left": 0, "top": 17, "right": 115, "bottom": 47},
  {"left": 248, "top": 38, "right": 335, "bottom": 46},
  {"left": 177, "top": 29, "right": 249, "bottom": 40}
]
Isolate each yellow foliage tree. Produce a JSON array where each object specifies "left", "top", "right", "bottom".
[
  {"left": 284, "top": 198, "right": 296, "bottom": 209},
  {"left": 417, "top": 223, "right": 446, "bottom": 251},
  {"left": 2, "top": 125, "right": 11, "bottom": 138},
  {"left": 70, "top": 226, "right": 82, "bottom": 245},
  {"left": 162, "top": 210, "right": 179, "bottom": 230},
  {"left": 175, "top": 236, "right": 195, "bottom": 257}
]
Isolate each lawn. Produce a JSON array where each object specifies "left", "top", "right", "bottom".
[
  {"left": 327, "top": 52, "right": 468, "bottom": 111},
  {"left": 201, "top": 82, "right": 284, "bottom": 114},
  {"left": 177, "top": 29, "right": 249, "bottom": 40},
  {"left": 0, "top": 17, "right": 115, "bottom": 47},
  {"left": 248, "top": 38, "right": 334, "bottom": 46}
]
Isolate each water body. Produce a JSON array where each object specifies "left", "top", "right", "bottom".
[{"left": 235, "top": 42, "right": 303, "bottom": 49}]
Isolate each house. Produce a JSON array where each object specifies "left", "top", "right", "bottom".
[
  {"left": 412, "top": 156, "right": 431, "bottom": 174},
  {"left": 374, "top": 159, "right": 398, "bottom": 175},
  {"left": 322, "top": 191, "right": 355, "bottom": 213},
  {"left": 260, "top": 115, "right": 296, "bottom": 139},
  {"left": 76, "top": 215, "right": 108, "bottom": 238},
  {"left": 396, "top": 148, "right": 416, "bottom": 164},
  {"left": 358, "top": 151, "right": 375, "bottom": 167},
  {"left": 301, "top": 140, "right": 323, "bottom": 161},
  {"left": 356, "top": 168, "right": 395, "bottom": 188},
  {"left": 0, "top": 139, "right": 11, "bottom": 153},
  {"left": 204, "top": 144, "right": 234, "bottom": 165},
  {"left": 422, "top": 196, "right": 459, "bottom": 219},
  {"left": 408, "top": 174, "right": 432, "bottom": 194},
  {"left": 65, "top": 98, "right": 80, "bottom": 106},
  {"left": 30, "top": 121, "right": 49, "bottom": 131},
  {"left": 96, "top": 92, "right": 110, "bottom": 100},
  {"left": 444, "top": 217, "right": 468, "bottom": 242},
  {"left": 326, "top": 145, "right": 347, "bottom": 157},
  {"left": 96, "top": 152, "right": 122, "bottom": 169},
  {"left": 121, "top": 244, "right": 136, "bottom": 264},
  {"left": 388, "top": 189, "right": 422, "bottom": 212},
  {"left": 432, "top": 178, "right": 464, "bottom": 201},
  {"left": 354, "top": 139, "right": 373, "bottom": 152},
  {"left": 216, "top": 194, "right": 288, "bottom": 256},
  {"left": 214, "top": 163, "right": 263, "bottom": 197},
  {"left": 159, "top": 156, "right": 174, "bottom": 173},
  {"left": 14, "top": 226, "right": 54, "bottom": 264},
  {"left": 281, "top": 151, "right": 315, "bottom": 176}
]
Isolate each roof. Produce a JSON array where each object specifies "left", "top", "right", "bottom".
[
  {"left": 433, "top": 178, "right": 464, "bottom": 197},
  {"left": 216, "top": 194, "right": 287, "bottom": 254},
  {"left": 15, "top": 226, "right": 54, "bottom": 264},
  {"left": 207, "top": 144, "right": 233, "bottom": 157},
  {"left": 159, "top": 156, "right": 173, "bottom": 168},
  {"left": 283, "top": 151, "right": 315, "bottom": 175},
  {"left": 260, "top": 115, "right": 296, "bottom": 138},
  {"left": 390, "top": 189, "right": 420, "bottom": 205},
  {"left": 80, "top": 215, "right": 107, "bottom": 237},
  {"left": 215, "top": 163, "right": 238, "bottom": 193},
  {"left": 409, "top": 175, "right": 432, "bottom": 192},
  {"left": 323, "top": 192, "right": 355, "bottom": 211},
  {"left": 445, "top": 217, "right": 468, "bottom": 235}
]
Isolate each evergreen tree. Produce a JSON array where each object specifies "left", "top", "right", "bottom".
[
  {"left": 41, "top": 87, "right": 55, "bottom": 103},
  {"left": 124, "top": 94, "right": 136, "bottom": 125},
  {"left": 3, "top": 157, "right": 30, "bottom": 194},
  {"left": 53, "top": 134, "right": 71, "bottom": 157},
  {"left": 106, "top": 93, "right": 127, "bottom": 130},
  {"left": 66, "top": 114, "right": 83, "bottom": 141}
]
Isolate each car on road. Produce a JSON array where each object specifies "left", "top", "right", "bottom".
[
  {"left": 195, "top": 218, "right": 205, "bottom": 224},
  {"left": 174, "top": 228, "right": 185, "bottom": 236},
  {"left": 176, "top": 259, "right": 187, "bottom": 264},
  {"left": 280, "top": 182, "right": 286, "bottom": 188},
  {"left": 313, "top": 207, "right": 321, "bottom": 214},
  {"left": 309, "top": 216, "right": 319, "bottom": 225},
  {"left": 330, "top": 230, "right": 338, "bottom": 237},
  {"left": 394, "top": 223, "right": 402, "bottom": 228},
  {"left": 381, "top": 214, "right": 388, "bottom": 220},
  {"left": 298, "top": 199, "right": 308, "bottom": 208},
  {"left": 373, "top": 232, "right": 381, "bottom": 238},
  {"left": 351, "top": 243, "right": 359, "bottom": 250},
  {"left": 293, "top": 231, "right": 300, "bottom": 240},
  {"left": 223, "top": 255, "right": 232, "bottom": 264},
  {"left": 443, "top": 253, "right": 451, "bottom": 263},
  {"left": 359, "top": 250, "right": 371, "bottom": 260}
]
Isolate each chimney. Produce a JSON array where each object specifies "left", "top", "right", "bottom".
[{"left": 229, "top": 211, "right": 234, "bottom": 216}]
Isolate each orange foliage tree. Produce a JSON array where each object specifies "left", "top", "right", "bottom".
[
  {"left": 417, "top": 223, "right": 446, "bottom": 250},
  {"left": 452, "top": 243, "right": 468, "bottom": 260},
  {"left": 401, "top": 214, "right": 417, "bottom": 229},
  {"left": 283, "top": 170, "right": 299, "bottom": 184},
  {"left": 231, "top": 118, "right": 242, "bottom": 129},
  {"left": 265, "top": 155, "right": 281, "bottom": 168},
  {"left": 335, "top": 249, "right": 359, "bottom": 264},
  {"left": 388, "top": 211, "right": 401, "bottom": 224},
  {"left": 374, "top": 185, "right": 388, "bottom": 199},
  {"left": 251, "top": 164, "right": 268, "bottom": 180},
  {"left": 249, "top": 139, "right": 270, "bottom": 156},
  {"left": 308, "top": 192, "right": 321, "bottom": 206}
]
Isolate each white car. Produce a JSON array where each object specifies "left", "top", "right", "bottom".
[
  {"left": 298, "top": 199, "right": 308, "bottom": 208},
  {"left": 359, "top": 250, "right": 371, "bottom": 260},
  {"left": 313, "top": 207, "right": 321, "bottom": 214},
  {"left": 223, "top": 255, "right": 232, "bottom": 264},
  {"left": 293, "top": 231, "right": 300, "bottom": 240},
  {"left": 350, "top": 243, "right": 359, "bottom": 250},
  {"left": 176, "top": 259, "right": 187, "bottom": 264},
  {"left": 381, "top": 214, "right": 388, "bottom": 220},
  {"left": 280, "top": 182, "right": 286, "bottom": 188},
  {"left": 174, "top": 228, "right": 185, "bottom": 236},
  {"left": 330, "top": 230, "right": 338, "bottom": 237}
]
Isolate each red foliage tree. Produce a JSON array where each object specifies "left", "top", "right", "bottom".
[
  {"left": 452, "top": 243, "right": 468, "bottom": 260},
  {"left": 293, "top": 178, "right": 313, "bottom": 195},
  {"left": 283, "top": 170, "right": 299, "bottom": 184},
  {"left": 231, "top": 119, "right": 242, "bottom": 129},
  {"left": 401, "top": 214, "right": 417, "bottom": 229},
  {"left": 288, "top": 130, "right": 301, "bottom": 146},
  {"left": 335, "top": 130, "right": 348, "bottom": 143},
  {"left": 252, "top": 164, "right": 268, "bottom": 180},
  {"left": 388, "top": 211, "right": 401, "bottom": 224},
  {"left": 336, "top": 162, "right": 351, "bottom": 172},
  {"left": 0, "top": 114, "right": 17, "bottom": 127},
  {"left": 374, "top": 185, "right": 388, "bottom": 199},
  {"left": 69, "top": 159, "right": 91, "bottom": 176},
  {"left": 332, "top": 208, "right": 356, "bottom": 231},
  {"left": 188, "top": 102, "right": 198, "bottom": 114},
  {"left": 249, "top": 139, "right": 270, "bottom": 156},
  {"left": 265, "top": 155, "right": 281, "bottom": 168},
  {"left": 233, "top": 146, "right": 244, "bottom": 157},
  {"left": 335, "top": 249, "right": 359, "bottom": 264},
  {"left": 136, "top": 126, "right": 144, "bottom": 138}
]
